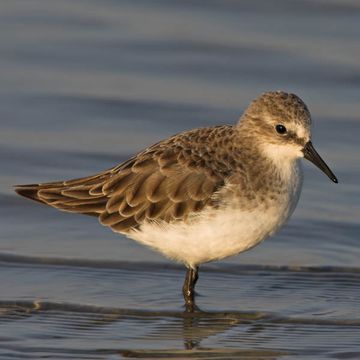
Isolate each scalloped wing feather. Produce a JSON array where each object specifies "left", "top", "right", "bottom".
[{"left": 15, "top": 125, "right": 234, "bottom": 233}]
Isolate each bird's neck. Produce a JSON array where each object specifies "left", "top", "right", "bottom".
[{"left": 232, "top": 128, "right": 300, "bottom": 194}]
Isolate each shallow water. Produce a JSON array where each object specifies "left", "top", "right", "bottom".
[{"left": 0, "top": 0, "right": 360, "bottom": 359}]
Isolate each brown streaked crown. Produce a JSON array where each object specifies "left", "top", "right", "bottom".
[
  {"left": 237, "top": 91, "right": 312, "bottom": 148},
  {"left": 241, "top": 91, "right": 311, "bottom": 128}
]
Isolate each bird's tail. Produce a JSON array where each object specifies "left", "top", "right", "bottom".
[
  {"left": 15, "top": 183, "right": 52, "bottom": 204},
  {"left": 14, "top": 171, "right": 112, "bottom": 217}
]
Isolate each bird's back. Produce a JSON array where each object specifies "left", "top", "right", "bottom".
[{"left": 15, "top": 125, "right": 238, "bottom": 233}]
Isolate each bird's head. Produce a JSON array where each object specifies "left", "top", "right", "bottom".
[{"left": 239, "top": 91, "right": 338, "bottom": 183}]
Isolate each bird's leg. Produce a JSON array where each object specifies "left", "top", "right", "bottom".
[{"left": 182, "top": 266, "right": 199, "bottom": 312}]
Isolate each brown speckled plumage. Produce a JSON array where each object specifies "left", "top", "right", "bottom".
[
  {"left": 15, "top": 90, "right": 338, "bottom": 311},
  {"left": 14, "top": 91, "right": 314, "bottom": 234},
  {"left": 15, "top": 125, "right": 235, "bottom": 232}
]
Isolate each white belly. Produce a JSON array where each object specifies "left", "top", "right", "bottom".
[{"left": 128, "top": 162, "right": 303, "bottom": 268}]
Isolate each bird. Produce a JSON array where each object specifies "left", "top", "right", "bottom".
[{"left": 15, "top": 91, "right": 338, "bottom": 312}]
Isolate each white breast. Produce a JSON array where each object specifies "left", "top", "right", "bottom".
[{"left": 128, "top": 161, "right": 303, "bottom": 268}]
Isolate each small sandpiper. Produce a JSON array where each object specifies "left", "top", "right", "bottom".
[{"left": 15, "top": 91, "right": 338, "bottom": 311}]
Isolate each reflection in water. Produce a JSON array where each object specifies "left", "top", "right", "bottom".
[
  {"left": 183, "top": 312, "right": 201, "bottom": 350},
  {"left": 1, "top": 259, "right": 360, "bottom": 359},
  {"left": 3, "top": 299, "right": 359, "bottom": 358},
  {"left": 179, "top": 306, "right": 265, "bottom": 352},
  {"left": 0, "top": 300, "right": 286, "bottom": 359}
]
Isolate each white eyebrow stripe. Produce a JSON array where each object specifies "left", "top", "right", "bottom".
[{"left": 295, "top": 127, "right": 309, "bottom": 141}]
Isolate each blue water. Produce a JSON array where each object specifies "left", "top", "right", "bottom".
[{"left": 0, "top": 1, "right": 359, "bottom": 359}]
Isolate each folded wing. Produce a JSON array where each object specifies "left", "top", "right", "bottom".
[{"left": 15, "top": 126, "right": 231, "bottom": 233}]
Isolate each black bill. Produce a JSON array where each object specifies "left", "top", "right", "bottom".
[{"left": 302, "top": 141, "right": 338, "bottom": 183}]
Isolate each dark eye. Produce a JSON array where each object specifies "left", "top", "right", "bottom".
[{"left": 275, "top": 124, "right": 287, "bottom": 134}]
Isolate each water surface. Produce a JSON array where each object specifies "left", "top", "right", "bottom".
[{"left": 0, "top": 0, "right": 359, "bottom": 359}]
